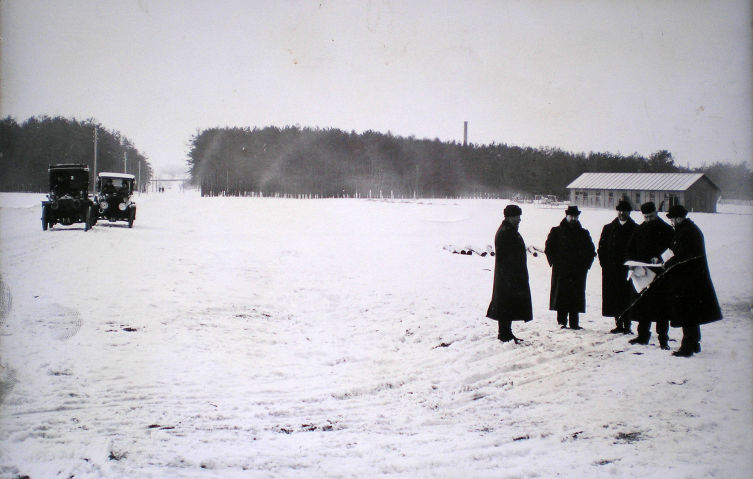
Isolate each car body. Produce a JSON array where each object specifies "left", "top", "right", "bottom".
[
  {"left": 41, "top": 164, "right": 95, "bottom": 231},
  {"left": 93, "top": 172, "right": 137, "bottom": 227}
]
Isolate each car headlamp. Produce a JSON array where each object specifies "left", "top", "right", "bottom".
[
  {"left": 118, "top": 202, "right": 127, "bottom": 211},
  {"left": 100, "top": 201, "right": 109, "bottom": 210}
]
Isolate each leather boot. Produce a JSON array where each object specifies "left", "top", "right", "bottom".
[
  {"left": 629, "top": 334, "right": 650, "bottom": 345},
  {"left": 621, "top": 319, "right": 633, "bottom": 335},
  {"left": 498, "top": 320, "right": 514, "bottom": 342},
  {"left": 610, "top": 318, "right": 623, "bottom": 334}
]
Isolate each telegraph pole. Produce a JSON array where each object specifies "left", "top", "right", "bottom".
[
  {"left": 93, "top": 126, "right": 98, "bottom": 181},
  {"left": 124, "top": 151, "right": 128, "bottom": 173}
]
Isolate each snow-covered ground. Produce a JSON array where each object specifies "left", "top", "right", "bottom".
[{"left": 1, "top": 190, "right": 751, "bottom": 478}]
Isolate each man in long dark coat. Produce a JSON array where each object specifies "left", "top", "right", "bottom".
[
  {"left": 486, "top": 204, "right": 532, "bottom": 343},
  {"left": 598, "top": 200, "right": 637, "bottom": 334},
  {"left": 544, "top": 205, "right": 596, "bottom": 330},
  {"left": 663, "top": 205, "right": 722, "bottom": 357},
  {"left": 625, "top": 201, "right": 674, "bottom": 349}
]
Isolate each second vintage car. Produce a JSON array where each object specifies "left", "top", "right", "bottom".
[{"left": 93, "top": 172, "right": 137, "bottom": 228}]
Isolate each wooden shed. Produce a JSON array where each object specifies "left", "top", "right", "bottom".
[{"left": 566, "top": 173, "right": 721, "bottom": 212}]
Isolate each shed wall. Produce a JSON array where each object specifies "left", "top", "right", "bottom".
[{"left": 568, "top": 188, "right": 686, "bottom": 211}]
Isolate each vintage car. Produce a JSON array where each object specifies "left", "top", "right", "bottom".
[
  {"left": 93, "top": 172, "right": 137, "bottom": 227},
  {"left": 41, "top": 164, "right": 95, "bottom": 231}
]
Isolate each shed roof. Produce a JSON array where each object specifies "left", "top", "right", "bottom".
[{"left": 566, "top": 172, "right": 717, "bottom": 191}]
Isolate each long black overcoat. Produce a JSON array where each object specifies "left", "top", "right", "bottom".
[
  {"left": 625, "top": 217, "right": 673, "bottom": 322},
  {"left": 665, "top": 219, "right": 722, "bottom": 327},
  {"left": 544, "top": 218, "right": 596, "bottom": 313},
  {"left": 597, "top": 216, "right": 637, "bottom": 317},
  {"left": 486, "top": 219, "right": 533, "bottom": 322}
]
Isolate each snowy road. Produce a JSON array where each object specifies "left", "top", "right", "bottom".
[{"left": 1, "top": 191, "right": 752, "bottom": 478}]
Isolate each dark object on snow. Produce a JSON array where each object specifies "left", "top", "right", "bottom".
[
  {"left": 445, "top": 244, "right": 494, "bottom": 257},
  {"left": 527, "top": 245, "right": 544, "bottom": 257},
  {"left": 486, "top": 217, "right": 532, "bottom": 343},
  {"left": 41, "top": 164, "right": 95, "bottom": 231},
  {"left": 545, "top": 217, "right": 595, "bottom": 322},
  {"left": 93, "top": 172, "right": 137, "bottom": 228}
]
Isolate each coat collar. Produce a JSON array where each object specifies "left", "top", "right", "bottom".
[
  {"left": 559, "top": 217, "right": 581, "bottom": 229},
  {"left": 502, "top": 218, "right": 519, "bottom": 231},
  {"left": 613, "top": 216, "right": 636, "bottom": 227}
]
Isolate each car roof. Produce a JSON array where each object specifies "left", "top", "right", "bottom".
[
  {"left": 49, "top": 164, "right": 89, "bottom": 171},
  {"left": 98, "top": 172, "right": 136, "bottom": 180}
]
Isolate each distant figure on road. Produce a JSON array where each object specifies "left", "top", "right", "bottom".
[
  {"left": 663, "top": 205, "right": 723, "bottom": 357},
  {"left": 545, "top": 205, "right": 596, "bottom": 330},
  {"left": 625, "top": 201, "right": 674, "bottom": 349},
  {"left": 486, "top": 204, "right": 532, "bottom": 343},
  {"left": 598, "top": 200, "right": 637, "bottom": 334}
]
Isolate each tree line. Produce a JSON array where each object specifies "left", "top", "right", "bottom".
[
  {"left": 1, "top": 117, "right": 749, "bottom": 200},
  {"left": 0, "top": 116, "right": 152, "bottom": 192},
  {"left": 187, "top": 125, "right": 752, "bottom": 200}
]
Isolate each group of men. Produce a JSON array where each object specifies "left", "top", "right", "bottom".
[{"left": 486, "top": 200, "right": 722, "bottom": 357}]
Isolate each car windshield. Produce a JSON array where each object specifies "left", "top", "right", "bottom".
[
  {"left": 100, "top": 178, "right": 131, "bottom": 194},
  {"left": 51, "top": 170, "right": 89, "bottom": 193}
]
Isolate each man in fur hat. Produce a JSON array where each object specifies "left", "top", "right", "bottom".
[
  {"left": 625, "top": 201, "right": 674, "bottom": 349},
  {"left": 663, "top": 205, "right": 722, "bottom": 357},
  {"left": 598, "top": 200, "right": 637, "bottom": 333},
  {"left": 486, "top": 204, "right": 533, "bottom": 343},
  {"left": 545, "top": 205, "right": 596, "bottom": 330}
]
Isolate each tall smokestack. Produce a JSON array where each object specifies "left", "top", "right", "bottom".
[{"left": 463, "top": 121, "right": 468, "bottom": 146}]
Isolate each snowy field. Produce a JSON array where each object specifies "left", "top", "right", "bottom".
[{"left": 1, "top": 190, "right": 752, "bottom": 479}]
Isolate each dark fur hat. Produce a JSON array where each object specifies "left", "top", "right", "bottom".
[
  {"left": 616, "top": 200, "right": 632, "bottom": 211},
  {"left": 504, "top": 204, "right": 522, "bottom": 217},
  {"left": 666, "top": 204, "right": 688, "bottom": 218},
  {"left": 640, "top": 202, "right": 656, "bottom": 214}
]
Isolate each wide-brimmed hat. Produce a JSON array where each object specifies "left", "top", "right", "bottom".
[
  {"left": 640, "top": 202, "right": 656, "bottom": 214},
  {"left": 666, "top": 204, "right": 688, "bottom": 218},
  {"left": 616, "top": 200, "right": 632, "bottom": 211},
  {"left": 503, "top": 204, "right": 522, "bottom": 217},
  {"left": 565, "top": 205, "right": 580, "bottom": 216}
]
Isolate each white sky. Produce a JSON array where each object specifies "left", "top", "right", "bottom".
[{"left": 1, "top": 0, "right": 751, "bottom": 176}]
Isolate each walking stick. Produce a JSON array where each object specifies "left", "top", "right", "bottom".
[{"left": 615, "top": 254, "right": 705, "bottom": 324}]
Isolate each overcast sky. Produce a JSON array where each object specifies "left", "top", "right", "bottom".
[{"left": 2, "top": 0, "right": 751, "bottom": 176}]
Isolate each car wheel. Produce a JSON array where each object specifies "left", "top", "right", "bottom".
[
  {"left": 128, "top": 209, "right": 134, "bottom": 228},
  {"left": 84, "top": 205, "right": 92, "bottom": 231},
  {"left": 42, "top": 205, "right": 48, "bottom": 231}
]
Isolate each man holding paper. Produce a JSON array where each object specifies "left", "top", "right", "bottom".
[{"left": 625, "top": 201, "right": 674, "bottom": 349}]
